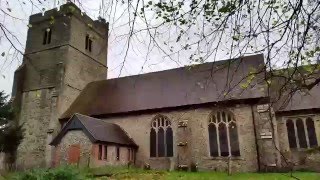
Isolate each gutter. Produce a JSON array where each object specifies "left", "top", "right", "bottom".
[{"left": 251, "top": 105, "right": 261, "bottom": 172}]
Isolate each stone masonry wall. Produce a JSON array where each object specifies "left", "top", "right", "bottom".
[
  {"left": 69, "top": 16, "right": 108, "bottom": 65},
  {"left": 253, "top": 104, "right": 281, "bottom": 171},
  {"left": 58, "top": 45, "right": 107, "bottom": 117},
  {"left": 103, "top": 104, "right": 259, "bottom": 172},
  {"left": 17, "top": 89, "right": 56, "bottom": 168},
  {"left": 277, "top": 113, "right": 320, "bottom": 171},
  {"left": 54, "top": 130, "right": 133, "bottom": 168},
  {"left": 56, "top": 130, "right": 92, "bottom": 167},
  {"left": 90, "top": 144, "right": 133, "bottom": 168}
]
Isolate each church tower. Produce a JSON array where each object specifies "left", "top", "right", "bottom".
[{"left": 12, "top": 2, "right": 108, "bottom": 168}]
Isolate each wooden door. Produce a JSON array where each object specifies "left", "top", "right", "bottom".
[{"left": 68, "top": 144, "right": 80, "bottom": 164}]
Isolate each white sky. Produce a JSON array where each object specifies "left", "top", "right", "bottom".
[
  {"left": 2, "top": 0, "right": 317, "bottom": 97},
  {"left": 0, "top": 0, "right": 190, "bottom": 96}
]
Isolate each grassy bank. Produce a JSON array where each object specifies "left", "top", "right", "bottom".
[
  {"left": 90, "top": 166, "right": 319, "bottom": 180},
  {"left": 1, "top": 165, "right": 319, "bottom": 179}
]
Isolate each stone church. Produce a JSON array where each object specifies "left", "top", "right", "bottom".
[{"left": 11, "top": 2, "right": 320, "bottom": 172}]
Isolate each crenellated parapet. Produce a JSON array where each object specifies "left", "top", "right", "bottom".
[{"left": 29, "top": 2, "right": 108, "bottom": 36}]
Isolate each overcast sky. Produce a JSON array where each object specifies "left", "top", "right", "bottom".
[
  {"left": 0, "top": 0, "right": 190, "bottom": 96},
  {"left": 2, "top": 0, "right": 309, "bottom": 97}
]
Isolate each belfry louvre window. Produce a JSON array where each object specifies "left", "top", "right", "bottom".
[
  {"left": 208, "top": 110, "right": 240, "bottom": 157},
  {"left": 286, "top": 117, "right": 318, "bottom": 149},
  {"left": 43, "top": 28, "right": 51, "bottom": 45},
  {"left": 150, "top": 115, "right": 173, "bottom": 157},
  {"left": 85, "top": 34, "right": 92, "bottom": 52}
]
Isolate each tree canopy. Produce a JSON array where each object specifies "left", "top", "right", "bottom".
[
  {"left": 0, "top": 91, "right": 23, "bottom": 157},
  {"left": 0, "top": 91, "right": 12, "bottom": 126}
]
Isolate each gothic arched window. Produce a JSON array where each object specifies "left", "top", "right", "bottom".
[
  {"left": 306, "top": 118, "right": 318, "bottom": 147},
  {"left": 150, "top": 115, "right": 173, "bottom": 157},
  {"left": 286, "top": 116, "right": 318, "bottom": 149},
  {"left": 208, "top": 110, "right": 240, "bottom": 157},
  {"left": 296, "top": 118, "right": 307, "bottom": 148},
  {"left": 286, "top": 119, "right": 297, "bottom": 148}
]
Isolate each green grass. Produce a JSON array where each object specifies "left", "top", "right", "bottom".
[
  {"left": 1, "top": 165, "right": 91, "bottom": 180},
  {"left": 90, "top": 166, "right": 320, "bottom": 180},
  {"left": 88, "top": 165, "right": 146, "bottom": 176},
  {"left": 2, "top": 165, "right": 320, "bottom": 180},
  {"left": 165, "top": 171, "right": 320, "bottom": 180}
]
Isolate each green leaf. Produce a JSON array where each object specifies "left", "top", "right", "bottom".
[
  {"left": 1, "top": 52, "right": 5, "bottom": 57},
  {"left": 304, "top": 65, "right": 313, "bottom": 73},
  {"left": 232, "top": 35, "right": 240, "bottom": 41},
  {"left": 68, "top": 6, "right": 76, "bottom": 12}
]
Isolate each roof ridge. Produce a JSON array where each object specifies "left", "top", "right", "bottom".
[
  {"left": 74, "top": 113, "right": 101, "bottom": 121},
  {"left": 60, "top": 54, "right": 267, "bottom": 119},
  {"left": 90, "top": 54, "right": 263, "bottom": 84},
  {"left": 75, "top": 114, "right": 101, "bottom": 141}
]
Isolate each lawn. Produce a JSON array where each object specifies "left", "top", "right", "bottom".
[
  {"left": 90, "top": 166, "right": 320, "bottom": 180},
  {"left": 98, "top": 171, "right": 320, "bottom": 180},
  {"left": 2, "top": 165, "right": 319, "bottom": 179}
]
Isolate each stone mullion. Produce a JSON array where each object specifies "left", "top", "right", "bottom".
[
  {"left": 226, "top": 122, "right": 231, "bottom": 157},
  {"left": 164, "top": 126, "right": 167, "bottom": 157},
  {"left": 302, "top": 117, "right": 310, "bottom": 148},
  {"left": 293, "top": 119, "right": 300, "bottom": 149},
  {"left": 216, "top": 123, "right": 221, "bottom": 156},
  {"left": 155, "top": 126, "right": 158, "bottom": 157}
]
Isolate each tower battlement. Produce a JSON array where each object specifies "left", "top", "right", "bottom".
[{"left": 29, "top": 2, "right": 108, "bottom": 36}]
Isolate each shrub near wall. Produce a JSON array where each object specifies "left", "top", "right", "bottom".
[
  {"left": 13, "top": 166, "right": 91, "bottom": 180},
  {"left": 303, "top": 150, "right": 320, "bottom": 172}
]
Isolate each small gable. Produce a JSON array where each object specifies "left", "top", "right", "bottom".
[
  {"left": 50, "top": 114, "right": 95, "bottom": 145},
  {"left": 50, "top": 114, "right": 138, "bottom": 148}
]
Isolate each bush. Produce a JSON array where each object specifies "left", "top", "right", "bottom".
[
  {"left": 190, "top": 162, "right": 198, "bottom": 172},
  {"left": 143, "top": 163, "right": 151, "bottom": 170},
  {"left": 14, "top": 166, "right": 89, "bottom": 180}
]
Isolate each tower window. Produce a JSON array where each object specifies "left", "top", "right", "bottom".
[
  {"left": 85, "top": 34, "right": 92, "bottom": 52},
  {"left": 43, "top": 28, "right": 52, "bottom": 45}
]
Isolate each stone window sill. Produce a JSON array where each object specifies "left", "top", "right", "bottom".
[
  {"left": 149, "top": 157, "right": 173, "bottom": 160},
  {"left": 291, "top": 148, "right": 318, "bottom": 152},
  {"left": 205, "top": 156, "right": 244, "bottom": 160}
]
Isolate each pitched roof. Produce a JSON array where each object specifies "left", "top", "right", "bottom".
[
  {"left": 269, "top": 65, "right": 320, "bottom": 112},
  {"left": 61, "top": 54, "right": 267, "bottom": 119},
  {"left": 50, "top": 113, "right": 137, "bottom": 147},
  {"left": 274, "top": 84, "right": 320, "bottom": 112}
]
